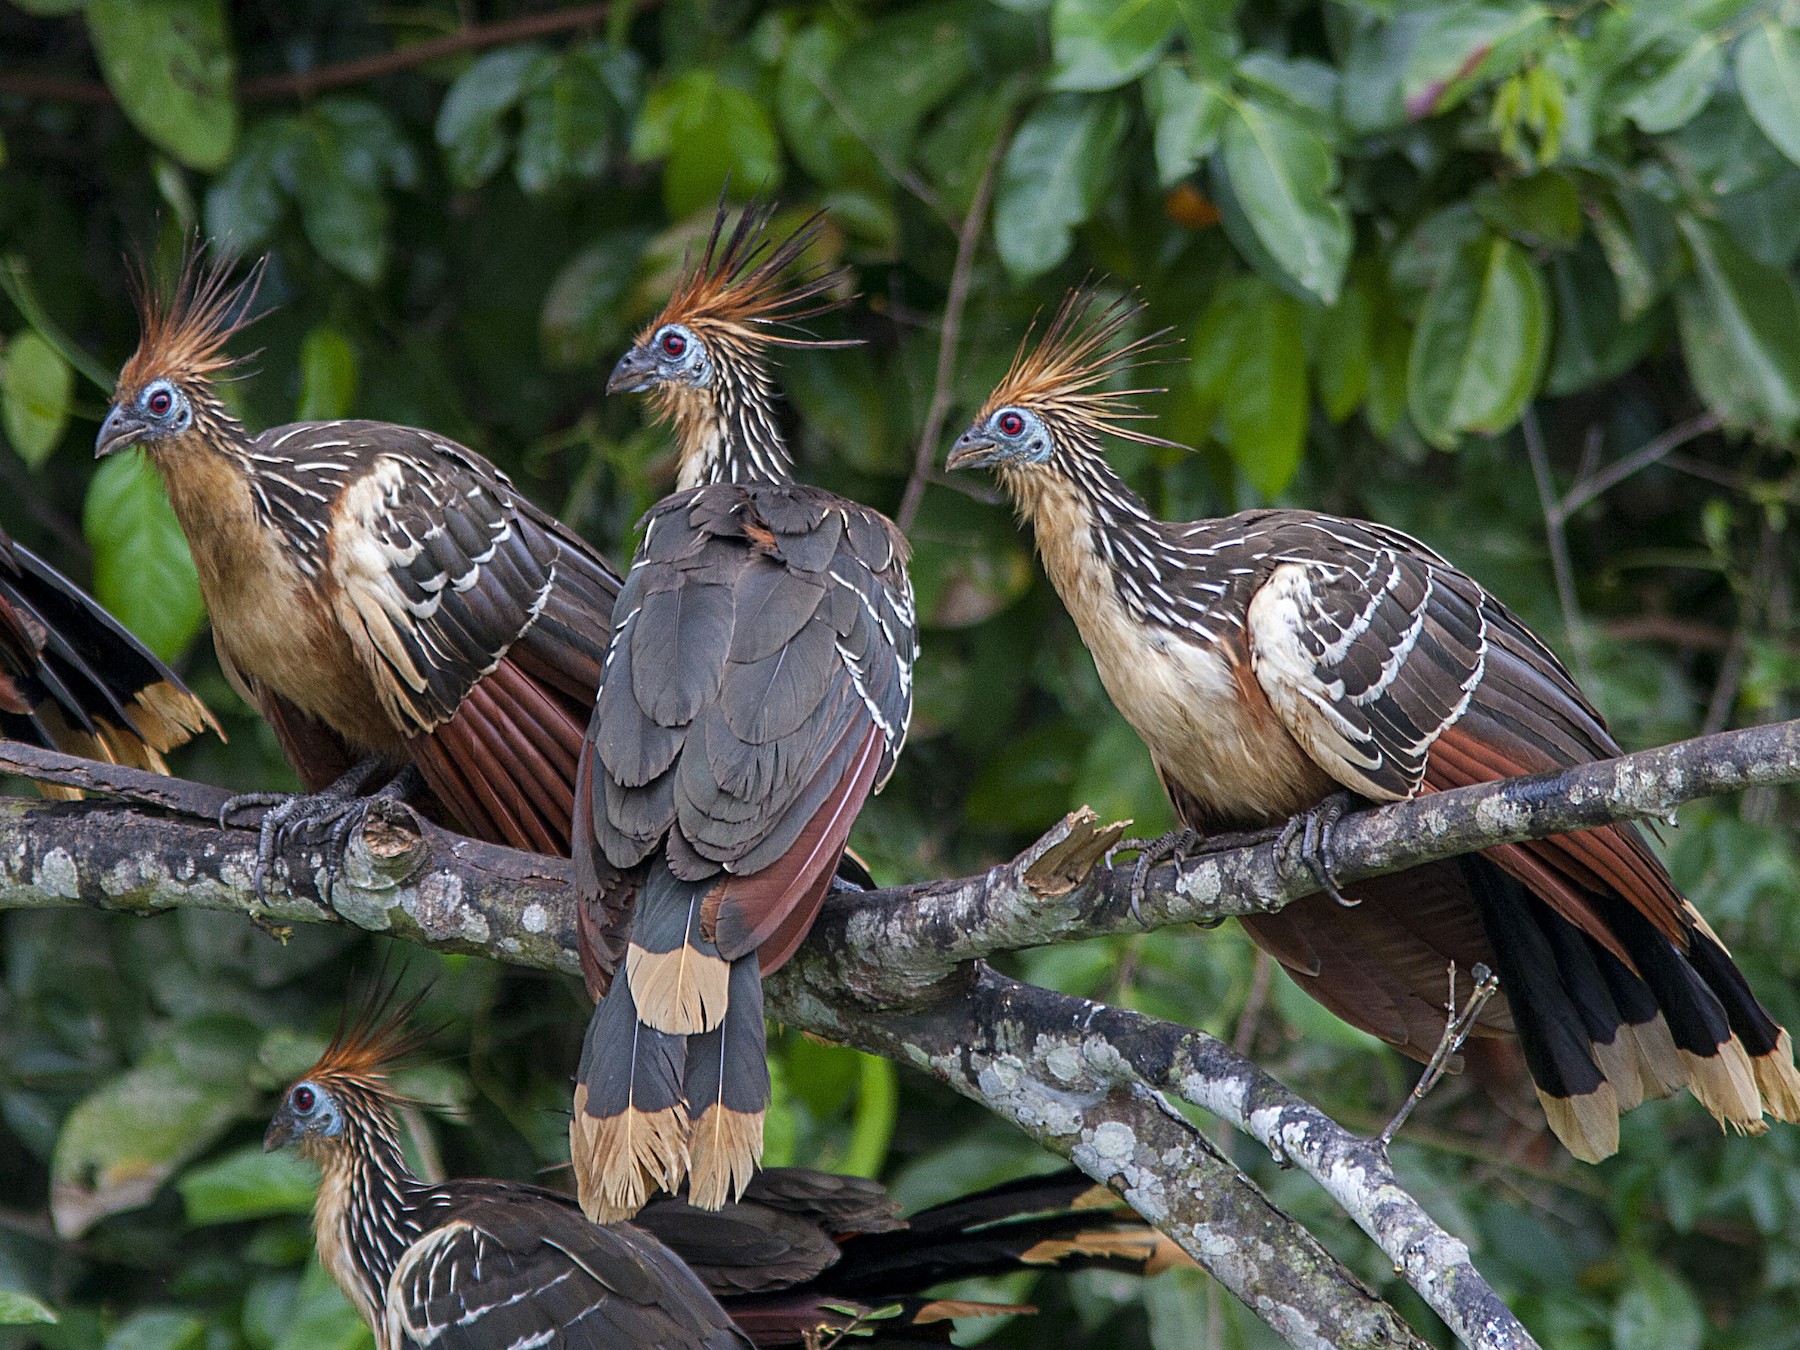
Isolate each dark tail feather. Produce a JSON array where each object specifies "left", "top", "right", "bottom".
[
  {"left": 630, "top": 862, "right": 733, "bottom": 1036},
  {"left": 686, "top": 955, "right": 769, "bottom": 1210},
  {"left": 572, "top": 968, "right": 690, "bottom": 1222},
  {"left": 1682, "top": 919, "right": 1800, "bottom": 1121}
]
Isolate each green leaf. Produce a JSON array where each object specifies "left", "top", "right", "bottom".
[
  {"left": 1190, "top": 273, "right": 1308, "bottom": 496},
  {"left": 1406, "top": 235, "right": 1549, "bottom": 448},
  {"left": 2, "top": 331, "right": 73, "bottom": 467},
  {"left": 1738, "top": 21, "right": 1800, "bottom": 168},
  {"left": 294, "top": 326, "right": 357, "bottom": 422},
  {"left": 204, "top": 118, "right": 304, "bottom": 251},
  {"left": 1545, "top": 241, "right": 1658, "bottom": 397},
  {"left": 179, "top": 1145, "right": 319, "bottom": 1225},
  {"left": 83, "top": 450, "right": 207, "bottom": 663},
  {"left": 1401, "top": 3, "right": 1551, "bottom": 121},
  {"left": 775, "top": 20, "right": 877, "bottom": 189},
  {"left": 1314, "top": 273, "right": 1373, "bottom": 424},
  {"left": 85, "top": 0, "right": 236, "bottom": 171},
  {"left": 272, "top": 1259, "right": 373, "bottom": 1350},
  {"left": 906, "top": 491, "right": 1035, "bottom": 628},
  {"left": 516, "top": 54, "right": 613, "bottom": 195},
  {"left": 1613, "top": 1261, "right": 1703, "bottom": 1350},
  {"left": 1143, "top": 62, "right": 1226, "bottom": 186},
  {"left": 1473, "top": 170, "right": 1582, "bottom": 249},
  {"left": 0, "top": 1292, "right": 57, "bottom": 1326},
  {"left": 1620, "top": 32, "right": 1722, "bottom": 135},
  {"left": 11, "top": 0, "right": 86, "bottom": 12},
  {"left": 1050, "top": 0, "right": 1180, "bottom": 93},
  {"left": 831, "top": 6, "right": 975, "bottom": 165},
  {"left": 993, "top": 94, "right": 1129, "bottom": 281},
  {"left": 840, "top": 1054, "right": 897, "bottom": 1179},
  {"left": 1675, "top": 214, "right": 1800, "bottom": 438},
  {"left": 434, "top": 46, "right": 543, "bottom": 189},
  {"left": 540, "top": 232, "right": 647, "bottom": 369},
  {"left": 1217, "top": 95, "right": 1350, "bottom": 303},
  {"left": 634, "top": 72, "right": 782, "bottom": 218},
  {"left": 104, "top": 1310, "right": 205, "bottom": 1350}
]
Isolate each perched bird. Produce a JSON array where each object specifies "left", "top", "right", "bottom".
[
  {"left": 0, "top": 524, "right": 216, "bottom": 781},
  {"left": 570, "top": 203, "right": 915, "bottom": 1219},
  {"left": 947, "top": 287, "right": 1800, "bottom": 1162},
  {"left": 265, "top": 985, "right": 748, "bottom": 1349},
  {"left": 637, "top": 1166, "right": 1191, "bottom": 1345},
  {"left": 269, "top": 986, "right": 1183, "bottom": 1349},
  {"left": 97, "top": 250, "right": 621, "bottom": 866}
]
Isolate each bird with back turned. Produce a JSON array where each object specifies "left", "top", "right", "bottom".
[
  {"left": 97, "top": 249, "right": 622, "bottom": 874},
  {"left": 947, "top": 287, "right": 1800, "bottom": 1162},
  {"left": 267, "top": 981, "right": 1185, "bottom": 1349},
  {"left": 570, "top": 201, "right": 915, "bottom": 1221}
]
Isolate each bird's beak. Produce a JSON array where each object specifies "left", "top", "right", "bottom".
[
  {"left": 606, "top": 347, "right": 657, "bottom": 396},
  {"left": 263, "top": 1115, "right": 296, "bottom": 1152},
  {"left": 95, "top": 404, "right": 145, "bottom": 459},
  {"left": 946, "top": 428, "right": 998, "bottom": 472}
]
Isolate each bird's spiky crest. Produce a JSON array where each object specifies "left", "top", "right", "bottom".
[
  {"left": 298, "top": 972, "right": 434, "bottom": 1103},
  {"left": 117, "top": 243, "right": 265, "bottom": 394},
  {"left": 978, "top": 286, "right": 1186, "bottom": 451},
  {"left": 641, "top": 197, "right": 855, "bottom": 350}
]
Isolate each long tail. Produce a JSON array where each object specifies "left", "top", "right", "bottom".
[
  {"left": 573, "top": 861, "right": 768, "bottom": 1220},
  {"left": 0, "top": 536, "right": 217, "bottom": 773}
]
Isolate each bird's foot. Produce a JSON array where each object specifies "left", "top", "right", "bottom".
[
  {"left": 1106, "top": 827, "right": 1201, "bottom": 928},
  {"left": 219, "top": 760, "right": 410, "bottom": 901},
  {"left": 1274, "top": 792, "right": 1359, "bottom": 907}
]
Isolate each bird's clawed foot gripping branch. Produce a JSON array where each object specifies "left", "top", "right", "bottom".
[{"left": 6, "top": 203, "right": 1800, "bottom": 1350}]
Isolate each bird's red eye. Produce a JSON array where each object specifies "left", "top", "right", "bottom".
[
  {"left": 998, "top": 411, "right": 1025, "bottom": 437},
  {"left": 292, "top": 1085, "right": 315, "bottom": 1112},
  {"left": 661, "top": 331, "right": 687, "bottom": 357},
  {"left": 147, "top": 389, "right": 173, "bottom": 417}
]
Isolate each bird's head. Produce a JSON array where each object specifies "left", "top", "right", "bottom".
[
  {"left": 947, "top": 287, "right": 1181, "bottom": 485},
  {"left": 608, "top": 197, "right": 856, "bottom": 483},
  {"left": 98, "top": 247, "right": 262, "bottom": 461},
  {"left": 264, "top": 975, "right": 429, "bottom": 1162}
]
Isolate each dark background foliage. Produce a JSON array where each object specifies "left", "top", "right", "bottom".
[{"left": 3, "top": 0, "right": 1800, "bottom": 1345}]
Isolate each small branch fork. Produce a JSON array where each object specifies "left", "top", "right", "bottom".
[{"left": 1379, "top": 963, "right": 1500, "bottom": 1151}]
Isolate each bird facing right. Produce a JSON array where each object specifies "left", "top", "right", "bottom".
[{"left": 947, "top": 286, "right": 1800, "bottom": 1163}]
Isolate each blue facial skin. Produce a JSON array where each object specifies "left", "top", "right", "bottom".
[
  {"left": 95, "top": 378, "right": 193, "bottom": 458},
  {"left": 946, "top": 406, "right": 1052, "bottom": 471},
  {"left": 606, "top": 323, "right": 711, "bottom": 396},
  {"left": 264, "top": 1080, "right": 345, "bottom": 1152}
]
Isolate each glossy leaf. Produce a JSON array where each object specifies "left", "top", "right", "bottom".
[
  {"left": 1401, "top": 3, "right": 1551, "bottom": 121},
  {"left": 179, "top": 1146, "right": 319, "bottom": 1225},
  {"left": 1144, "top": 62, "right": 1226, "bottom": 185},
  {"left": 1619, "top": 30, "right": 1722, "bottom": 135},
  {"left": 435, "top": 46, "right": 543, "bottom": 189},
  {"left": 85, "top": 0, "right": 236, "bottom": 170},
  {"left": 1, "top": 330, "right": 73, "bottom": 468},
  {"left": 83, "top": 450, "right": 208, "bottom": 662},
  {"left": 994, "top": 94, "right": 1129, "bottom": 280},
  {"left": 540, "top": 231, "right": 647, "bottom": 369},
  {"left": 0, "top": 1293, "right": 56, "bottom": 1326},
  {"left": 1612, "top": 1262, "right": 1703, "bottom": 1350},
  {"left": 515, "top": 53, "right": 613, "bottom": 194},
  {"left": 633, "top": 72, "right": 782, "bottom": 218},
  {"left": 1217, "top": 95, "right": 1351, "bottom": 303},
  {"left": 1407, "top": 234, "right": 1549, "bottom": 448},
  {"left": 1738, "top": 21, "right": 1800, "bottom": 168},
  {"left": 1050, "top": 0, "right": 1180, "bottom": 92},
  {"left": 1190, "top": 273, "right": 1308, "bottom": 495},
  {"left": 104, "top": 1310, "right": 207, "bottom": 1350},
  {"left": 1315, "top": 272, "right": 1373, "bottom": 424},
  {"left": 1674, "top": 214, "right": 1800, "bottom": 438},
  {"left": 831, "top": 6, "right": 975, "bottom": 164}
]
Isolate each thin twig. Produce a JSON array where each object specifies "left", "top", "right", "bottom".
[
  {"left": 802, "top": 70, "right": 945, "bottom": 224},
  {"left": 1523, "top": 408, "right": 1595, "bottom": 686},
  {"left": 896, "top": 121, "right": 1011, "bottom": 533},
  {"left": 1378, "top": 962, "right": 1499, "bottom": 1150},
  {"left": 0, "top": 3, "right": 655, "bottom": 105},
  {"left": 1558, "top": 413, "right": 1722, "bottom": 518}
]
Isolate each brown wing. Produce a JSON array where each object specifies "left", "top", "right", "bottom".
[{"left": 586, "top": 480, "right": 913, "bottom": 969}]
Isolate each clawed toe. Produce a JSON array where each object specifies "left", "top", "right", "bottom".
[
  {"left": 1275, "top": 792, "right": 1358, "bottom": 906},
  {"left": 216, "top": 759, "right": 404, "bottom": 902},
  {"left": 1111, "top": 827, "right": 1200, "bottom": 927}
]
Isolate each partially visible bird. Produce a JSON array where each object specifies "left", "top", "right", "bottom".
[
  {"left": 265, "top": 985, "right": 748, "bottom": 1350},
  {"left": 269, "top": 985, "right": 1185, "bottom": 1349},
  {"left": 98, "top": 250, "right": 621, "bottom": 871},
  {"left": 0, "top": 524, "right": 217, "bottom": 782},
  {"left": 638, "top": 1166, "right": 1192, "bottom": 1346},
  {"left": 947, "top": 286, "right": 1800, "bottom": 1163},
  {"left": 570, "top": 203, "right": 916, "bottom": 1220}
]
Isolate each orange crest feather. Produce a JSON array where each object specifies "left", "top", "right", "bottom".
[
  {"left": 979, "top": 286, "right": 1185, "bottom": 450},
  {"left": 640, "top": 198, "right": 855, "bottom": 349},
  {"left": 297, "top": 973, "right": 434, "bottom": 1099},
  {"left": 117, "top": 243, "right": 265, "bottom": 394}
]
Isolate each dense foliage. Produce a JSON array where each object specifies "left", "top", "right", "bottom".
[{"left": 3, "top": 0, "right": 1800, "bottom": 1345}]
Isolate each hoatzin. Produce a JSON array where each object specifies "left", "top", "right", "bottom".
[
  {"left": 570, "top": 203, "right": 915, "bottom": 1220},
  {"left": 269, "top": 988, "right": 1184, "bottom": 1349},
  {"left": 947, "top": 287, "right": 1800, "bottom": 1162},
  {"left": 0, "top": 525, "right": 216, "bottom": 780},
  {"left": 97, "top": 251, "right": 620, "bottom": 870}
]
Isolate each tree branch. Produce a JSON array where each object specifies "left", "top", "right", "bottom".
[{"left": 11, "top": 717, "right": 1798, "bottom": 1346}]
